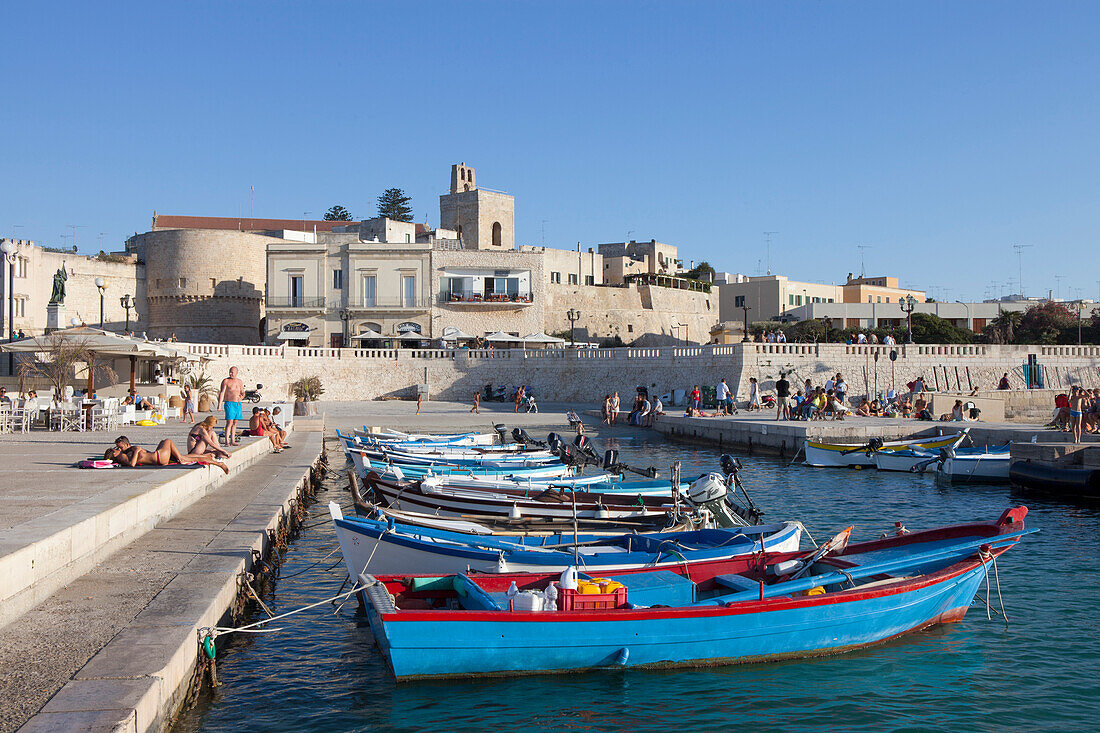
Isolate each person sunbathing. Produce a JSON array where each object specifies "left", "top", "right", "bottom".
[
  {"left": 105, "top": 436, "right": 228, "bottom": 474},
  {"left": 855, "top": 399, "right": 872, "bottom": 417},
  {"left": 188, "top": 416, "right": 230, "bottom": 459}
]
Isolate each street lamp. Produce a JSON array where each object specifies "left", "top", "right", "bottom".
[
  {"left": 119, "top": 293, "right": 135, "bottom": 333},
  {"left": 566, "top": 308, "right": 581, "bottom": 346},
  {"left": 0, "top": 240, "right": 15, "bottom": 375},
  {"left": 1078, "top": 301, "right": 1086, "bottom": 346},
  {"left": 900, "top": 295, "right": 917, "bottom": 344},
  {"left": 740, "top": 304, "right": 752, "bottom": 342},
  {"left": 95, "top": 277, "right": 107, "bottom": 329},
  {"left": 955, "top": 300, "right": 972, "bottom": 333},
  {"left": 339, "top": 307, "right": 351, "bottom": 347}
]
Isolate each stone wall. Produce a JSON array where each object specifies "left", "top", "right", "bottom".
[
  {"left": 178, "top": 342, "right": 1100, "bottom": 410},
  {"left": 544, "top": 283, "right": 717, "bottom": 345},
  {"left": 128, "top": 229, "right": 268, "bottom": 343}
]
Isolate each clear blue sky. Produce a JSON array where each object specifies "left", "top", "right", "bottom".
[{"left": 3, "top": 1, "right": 1098, "bottom": 302}]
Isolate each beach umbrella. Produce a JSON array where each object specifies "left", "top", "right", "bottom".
[
  {"left": 484, "top": 331, "right": 524, "bottom": 346},
  {"left": 521, "top": 331, "right": 567, "bottom": 347},
  {"left": 349, "top": 328, "right": 385, "bottom": 341}
]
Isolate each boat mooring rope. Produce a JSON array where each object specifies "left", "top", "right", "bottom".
[
  {"left": 199, "top": 584, "right": 365, "bottom": 645},
  {"left": 978, "top": 547, "right": 1009, "bottom": 626}
]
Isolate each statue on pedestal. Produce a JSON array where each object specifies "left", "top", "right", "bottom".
[{"left": 50, "top": 263, "right": 67, "bottom": 304}]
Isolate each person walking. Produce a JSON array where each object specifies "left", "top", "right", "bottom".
[
  {"left": 775, "top": 372, "right": 790, "bottom": 420},
  {"left": 610, "top": 391, "right": 620, "bottom": 426},
  {"left": 690, "top": 385, "right": 702, "bottom": 411},
  {"left": 716, "top": 378, "right": 733, "bottom": 415},
  {"left": 747, "top": 377, "right": 761, "bottom": 411},
  {"left": 470, "top": 391, "right": 480, "bottom": 414},
  {"left": 416, "top": 393, "right": 422, "bottom": 415},
  {"left": 182, "top": 383, "right": 195, "bottom": 424},
  {"left": 602, "top": 394, "right": 612, "bottom": 425},
  {"left": 514, "top": 385, "right": 525, "bottom": 413},
  {"left": 216, "top": 366, "right": 245, "bottom": 446}
]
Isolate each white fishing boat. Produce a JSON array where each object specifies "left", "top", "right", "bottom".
[{"left": 937, "top": 446, "right": 1011, "bottom": 482}]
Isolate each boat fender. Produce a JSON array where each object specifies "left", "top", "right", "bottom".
[
  {"left": 420, "top": 475, "right": 444, "bottom": 494},
  {"left": 769, "top": 559, "right": 803, "bottom": 576},
  {"left": 509, "top": 503, "right": 522, "bottom": 520},
  {"left": 616, "top": 648, "right": 629, "bottom": 666}
]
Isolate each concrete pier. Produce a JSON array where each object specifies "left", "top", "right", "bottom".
[{"left": 0, "top": 419, "right": 324, "bottom": 732}]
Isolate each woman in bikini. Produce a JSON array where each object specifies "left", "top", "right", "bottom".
[
  {"left": 106, "top": 436, "right": 228, "bottom": 474},
  {"left": 188, "top": 416, "right": 230, "bottom": 460}
]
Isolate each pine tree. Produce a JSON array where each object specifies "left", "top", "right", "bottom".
[
  {"left": 376, "top": 188, "right": 414, "bottom": 222},
  {"left": 323, "top": 205, "right": 354, "bottom": 221}
]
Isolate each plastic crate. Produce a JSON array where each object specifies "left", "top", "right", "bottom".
[{"left": 559, "top": 586, "right": 627, "bottom": 611}]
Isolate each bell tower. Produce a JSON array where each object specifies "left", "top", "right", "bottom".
[{"left": 439, "top": 163, "right": 514, "bottom": 250}]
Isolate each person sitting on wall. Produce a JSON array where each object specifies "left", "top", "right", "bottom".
[
  {"left": 188, "top": 416, "right": 231, "bottom": 459},
  {"left": 914, "top": 395, "right": 933, "bottom": 421},
  {"left": 123, "top": 389, "right": 153, "bottom": 411},
  {"left": 261, "top": 408, "right": 289, "bottom": 448},
  {"left": 1049, "top": 392, "right": 1071, "bottom": 430}
]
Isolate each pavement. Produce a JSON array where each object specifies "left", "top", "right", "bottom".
[{"left": 0, "top": 428, "right": 323, "bottom": 733}]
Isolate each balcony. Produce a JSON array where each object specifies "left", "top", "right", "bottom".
[
  {"left": 266, "top": 296, "right": 326, "bottom": 310},
  {"left": 439, "top": 290, "right": 534, "bottom": 306},
  {"left": 347, "top": 295, "right": 429, "bottom": 311}
]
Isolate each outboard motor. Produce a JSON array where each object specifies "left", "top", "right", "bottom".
[
  {"left": 866, "top": 437, "right": 885, "bottom": 454},
  {"left": 685, "top": 473, "right": 745, "bottom": 528},
  {"left": 493, "top": 423, "right": 509, "bottom": 444},
  {"left": 719, "top": 453, "right": 762, "bottom": 524},
  {"left": 512, "top": 427, "right": 545, "bottom": 447},
  {"left": 603, "top": 448, "right": 620, "bottom": 471},
  {"left": 720, "top": 454, "right": 742, "bottom": 476},
  {"left": 547, "top": 432, "right": 564, "bottom": 457},
  {"left": 573, "top": 435, "right": 600, "bottom": 465}
]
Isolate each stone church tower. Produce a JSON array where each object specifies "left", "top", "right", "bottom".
[{"left": 439, "top": 163, "right": 515, "bottom": 250}]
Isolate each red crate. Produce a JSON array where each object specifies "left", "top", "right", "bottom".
[{"left": 559, "top": 585, "right": 627, "bottom": 611}]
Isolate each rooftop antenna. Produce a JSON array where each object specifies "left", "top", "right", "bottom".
[
  {"left": 541, "top": 219, "right": 549, "bottom": 246},
  {"left": 98, "top": 232, "right": 108, "bottom": 249},
  {"left": 763, "top": 232, "right": 778, "bottom": 275},
  {"left": 856, "top": 244, "right": 873, "bottom": 278},
  {"left": 1012, "top": 244, "right": 1033, "bottom": 298},
  {"left": 65, "top": 224, "right": 86, "bottom": 251},
  {"left": 626, "top": 230, "right": 635, "bottom": 242},
  {"left": 1054, "top": 274, "right": 1066, "bottom": 300}
]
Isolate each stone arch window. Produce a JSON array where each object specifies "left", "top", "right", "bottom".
[{"left": 492, "top": 222, "right": 502, "bottom": 246}]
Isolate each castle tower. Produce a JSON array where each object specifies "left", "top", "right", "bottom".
[{"left": 439, "top": 163, "right": 514, "bottom": 250}]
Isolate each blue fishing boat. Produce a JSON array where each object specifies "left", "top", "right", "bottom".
[
  {"left": 355, "top": 507, "right": 1030, "bottom": 680},
  {"left": 330, "top": 503, "right": 802, "bottom": 575},
  {"left": 346, "top": 448, "right": 574, "bottom": 481}
]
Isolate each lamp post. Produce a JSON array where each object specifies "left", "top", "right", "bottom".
[
  {"left": 900, "top": 295, "right": 917, "bottom": 344},
  {"left": 740, "top": 304, "right": 751, "bottom": 342},
  {"left": 0, "top": 240, "right": 15, "bottom": 375},
  {"left": 95, "top": 277, "right": 107, "bottom": 329},
  {"left": 339, "top": 307, "right": 351, "bottom": 347},
  {"left": 119, "top": 293, "right": 134, "bottom": 333},
  {"left": 566, "top": 308, "right": 581, "bottom": 346},
  {"left": 955, "top": 300, "right": 972, "bottom": 333},
  {"left": 1078, "top": 301, "right": 1085, "bottom": 346}
]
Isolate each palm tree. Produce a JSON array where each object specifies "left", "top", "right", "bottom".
[{"left": 985, "top": 310, "right": 1023, "bottom": 344}]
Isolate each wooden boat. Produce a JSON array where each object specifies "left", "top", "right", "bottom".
[
  {"left": 356, "top": 507, "right": 1030, "bottom": 680},
  {"left": 339, "top": 431, "right": 539, "bottom": 454},
  {"left": 936, "top": 445, "right": 1011, "bottom": 482},
  {"left": 346, "top": 448, "right": 574, "bottom": 481},
  {"left": 361, "top": 445, "right": 563, "bottom": 469},
  {"left": 330, "top": 503, "right": 802, "bottom": 575},
  {"left": 359, "top": 427, "right": 499, "bottom": 446},
  {"left": 804, "top": 431, "right": 967, "bottom": 467}
]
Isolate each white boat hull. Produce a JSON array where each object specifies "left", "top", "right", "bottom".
[
  {"left": 938, "top": 454, "right": 1010, "bottom": 482},
  {"left": 871, "top": 451, "right": 936, "bottom": 473}
]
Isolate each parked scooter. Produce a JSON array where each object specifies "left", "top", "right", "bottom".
[{"left": 244, "top": 384, "right": 263, "bottom": 403}]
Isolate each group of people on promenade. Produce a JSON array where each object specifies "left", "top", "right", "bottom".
[
  {"left": 1051, "top": 386, "right": 1100, "bottom": 443},
  {"left": 102, "top": 365, "right": 290, "bottom": 471},
  {"left": 600, "top": 391, "right": 663, "bottom": 427}
]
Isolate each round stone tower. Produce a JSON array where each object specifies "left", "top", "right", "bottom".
[{"left": 128, "top": 229, "right": 268, "bottom": 344}]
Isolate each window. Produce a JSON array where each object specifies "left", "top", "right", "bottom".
[
  {"left": 734, "top": 295, "right": 745, "bottom": 308},
  {"left": 14, "top": 298, "right": 25, "bottom": 317},
  {"left": 550, "top": 271, "right": 561, "bottom": 284},
  {"left": 210, "top": 278, "right": 217, "bottom": 289},
  {"left": 179, "top": 278, "right": 186, "bottom": 288},
  {"left": 405, "top": 233, "right": 411, "bottom": 243},
  {"left": 156, "top": 279, "right": 163, "bottom": 288},
  {"left": 403, "top": 275, "right": 416, "bottom": 307},
  {"left": 585, "top": 275, "right": 594, "bottom": 285},
  {"left": 828, "top": 298, "right": 834, "bottom": 303},
  {"left": 290, "top": 276, "right": 303, "bottom": 307},
  {"left": 492, "top": 222, "right": 502, "bottom": 246},
  {"left": 788, "top": 295, "right": 795, "bottom": 306},
  {"left": 796, "top": 295, "right": 802, "bottom": 306},
  {"left": 362, "top": 275, "right": 376, "bottom": 307},
  {"left": 568, "top": 273, "right": 578, "bottom": 285},
  {"left": 333, "top": 269, "right": 343, "bottom": 290},
  {"left": 16, "top": 257, "right": 27, "bottom": 278},
  {"left": 627, "top": 324, "right": 633, "bottom": 332},
  {"left": 877, "top": 296, "right": 882, "bottom": 303},
  {"left": 886, "top": 297, "right": 890, "bottom": 303}
]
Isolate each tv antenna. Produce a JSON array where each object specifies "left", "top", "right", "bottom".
[
  {"left": 541, "top": 219, "right": 549, "bottom": 246},
  {"left": 856, "top": 244, "right": 873, "bottom": 278},
  {"left": 1054, "top": 275, "right": 1066, "bottom": 299},
  {"left": 65, "top": 224, "right": 86, "bottom": 250},
  {"left": 763, "top": 232, "right": 778, "bottom": 275},
  {"left": 1012, "top": 244, "right": 1033, "bottom": 297}
]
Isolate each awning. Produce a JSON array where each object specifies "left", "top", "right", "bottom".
[{"left": 277, "top": 331, "right": 311, "bottom": 341}]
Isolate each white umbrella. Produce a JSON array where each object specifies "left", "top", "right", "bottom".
[
  {"left": 484, "top": 331, "right": 524, "bottom": 343},
  {"left": 521, "top": 331, "right": 567, "bottom": 345},
  {"left": 349, "top": 328, "right": 385, "bottom": 340},
  {"left": 440, "top": 327, "right": 475, "bottom": 342}
]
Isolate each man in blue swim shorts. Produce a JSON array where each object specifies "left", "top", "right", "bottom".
[{"left": 217, "top": 366, "right": 246, "bottom": 446}]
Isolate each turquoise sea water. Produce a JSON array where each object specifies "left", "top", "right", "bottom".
[{"left": 174, "top": 432, "right": 1100, "bottom": 733}]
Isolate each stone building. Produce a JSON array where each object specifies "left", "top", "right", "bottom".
[
  {"left": 597, "top": 239, "right": 683, "bottom": 285},
  {"left": 0, "top": 239, "right": 145, "bottom": 339},
  {"left": 718, "top": 273, "right": 926, "bottom": 324}
]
